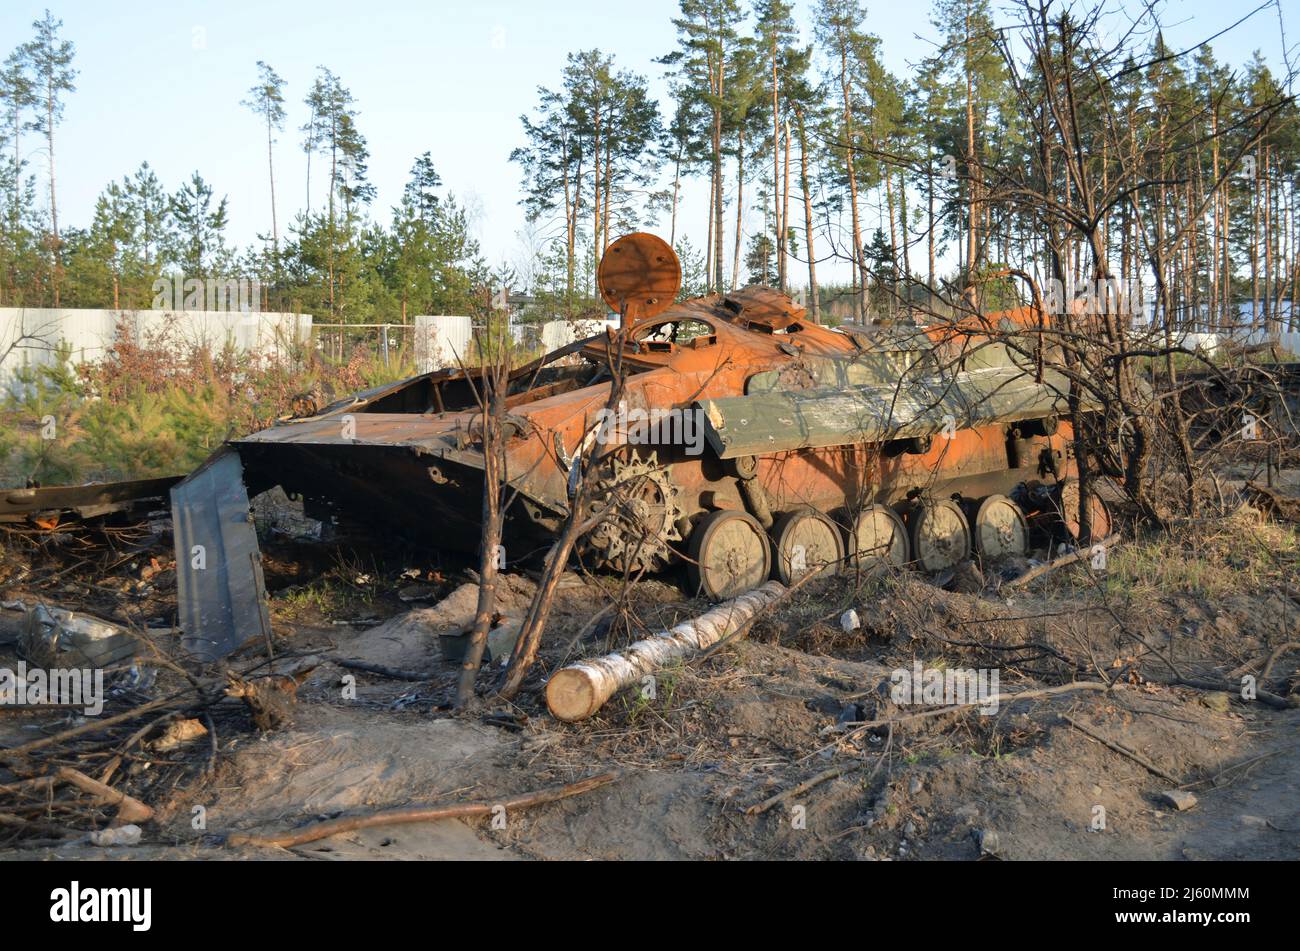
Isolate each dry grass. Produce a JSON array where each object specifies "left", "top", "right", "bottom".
[{"left": 1038, "top": 504, "right": 1299, "bottom": 600}]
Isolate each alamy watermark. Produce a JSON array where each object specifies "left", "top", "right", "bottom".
[
  {"left": 151, "top": 274, "right": 261, "bottom": 312},
  {"left": 595, "top": 400, "right": 706, "bottom": 456},
  {"left": 50, "top": 881, "right": 151, "bottom": 931},
  {"left": 1044, "top": 276, "right": 1140, "bottom": 317},
  {"left": 0, "top": 662, "right": 103, "bottom": 716},
  {"left": 890, "top": 661, "right": 1000, "bottom": 714}
]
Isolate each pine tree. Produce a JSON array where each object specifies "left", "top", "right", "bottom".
[
  {"left": 167, "top": 172, "right": 229, "bottom": 281},
  {"left": 18, "top": 9, "right": 76, "bottom": 305},
  {"left": 662, "top": 0, "right": 745, "bottom": 292},
  {"left": 242, "top": 61, "right": 287, "bottom": 273}
]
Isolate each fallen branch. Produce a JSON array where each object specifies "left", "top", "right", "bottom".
[
  {"left": 0, "top": 776, "right": 56, "bottom": 797},
  {"left": 546, "top": 581, "right": 787, "bottom": 722},
  {"left": 692, "top": 569, "right": 823, "bottom": 665},
  {"left": 56, "top": 767, "right": 153, "bottom": 825},
  {"left": 747, "top": 762, "right": 864, "bottom": 816},
  {"left": 1225, "top": 641, "right": 1300, "bottom": 685},
  {"left": 0, "top": 813, "right": 77, "bottom": 839},
  {"left": 1245, "top": 481, "right": 1300, "bottom": 523},
  {"left": 801, "top": 680, "right": 1112, "bottom": 762},
  {"left": 1166, "top": 676, "right": 1295, "bottom": 710},
  {"left": 749, "top": 723, "right": 894, "bottom": 816},
  {"left": 1004, "top": 534, "right": 1120, "bottom": 589},
  {"left": 0, "top": 695, "right": 180, "bottom": 763},
  {"left": 225, "top": 771, "right": 619, "bottom": 849},
  {"left": 1060, "top": 714, "right": 1183, "bottom": 784}
]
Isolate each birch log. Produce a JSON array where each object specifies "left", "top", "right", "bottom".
[{"left": 546, "top": 580, "right": 787, "bottom": 722}]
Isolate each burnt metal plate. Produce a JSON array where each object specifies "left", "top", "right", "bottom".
[
  {"left": 0, "top": 475, "right": 181, "bottom": 521},
  {"left": 171, "top": 450, "right": 271, "bottom": 662},
  {"left": 598, "top": 232, "right": 680, "bottom": 319}
]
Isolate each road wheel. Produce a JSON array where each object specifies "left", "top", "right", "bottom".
[
  {"left": 771, "top": 508, "right": 844, "bottom": 584},
  {"left": 1054, "top": 483, "right": 1112, "bottom": 545},
  {"left": 910, "top": 498, "right": 971, "bottom": 572},
  {"left": 687, "top": 510, "right": 772, "bottom": 601},
  {"left": 848, "top": 503, "right": 910, "bottom": 572},
  {"left": 972, "top": 494, "right": 1029, "bottom": 559}
]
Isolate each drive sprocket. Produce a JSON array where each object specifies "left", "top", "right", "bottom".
[{"left": 582, "top": 452, "right": 684, "bottom": 573}]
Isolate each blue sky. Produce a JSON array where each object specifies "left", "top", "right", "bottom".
[{"left": 0, "top": 0, "right": 1292, "bottom": 282}]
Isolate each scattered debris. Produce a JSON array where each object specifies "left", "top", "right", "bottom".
[
  {"left": 1160, "top": 790, "right": 1198, "bottom": 812},
  {"left": 1004, "top": 534, "right": 1120, "bottom": 589},
  {"left": 1062, "top": 714, "right": 1183, "bottom": 785},
  {"left": 224, "top": 660, "right": 320, "bottom": 731},
  {"left": 56, "top": 767, "right": 153, "bottom": 826},
  {"left": 974, "top": 828, "right": 1001, "bottom": 860},
  {"left": 88, "top": 824, "right": 142, "bottom": 847},
  {"left": 1245, "top": 481, "right": 1300, "bottom": 523},
  {"left": 148, "top": 718, "right": 209, "bottom": 753},
  {"left": 20, "top": 604, "right": 139, "bottom": 668}
]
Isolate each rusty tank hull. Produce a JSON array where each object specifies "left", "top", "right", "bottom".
[
  {"left": 235, "top": 236, "right": 1103, "bottom": 587},
  {"left": 173, "top": 233, "right": 1106, "bottom": 657}
]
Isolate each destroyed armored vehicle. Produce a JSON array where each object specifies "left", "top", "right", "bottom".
[{"left": 172, "top": 233, "right": 1107, "bottom": 659}]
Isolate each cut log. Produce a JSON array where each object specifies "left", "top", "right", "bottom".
[{"left": 546, "top": 580, "right": 786, "bottom": 722}]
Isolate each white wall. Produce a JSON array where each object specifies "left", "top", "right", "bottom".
[
  {"left": 413, "top": 315, "right": 472, "bottom": 372},
  {"left": 0, "top": 308, "right": 312, "bottom": 392},
  {"left": 540, "top": 317, "right": 619, "bottom": 353},
  {"left": 1126, "top": 327, "right": 1300, "bottom": 357}
]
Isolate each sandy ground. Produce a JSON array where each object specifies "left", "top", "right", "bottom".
[{"left": 2, "top": 492, "right": 1297, "bottom": 862}]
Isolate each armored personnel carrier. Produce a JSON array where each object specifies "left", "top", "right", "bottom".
[{"left": 173, "top": 233, "right": 1107, "bottom": 658}]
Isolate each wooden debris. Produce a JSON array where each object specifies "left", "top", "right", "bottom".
[
  {"left": 801, "top": 681, "right": 1112, "bottom": 762},
  {"left": 546, "top": 581, "right": 787, "bottom": 722},
  {"left": 56, "top": 767, "right": 153, "bottom": 825},
  {"left": 331, "top": 657, "right": 432, "bottom": 682},
  {"left": 0, "top": 695, "right": 179, "bottom": 763},
  {"left": 748, "top": 725, "right": 894, "bottom": 817},
  {"left": 225, "top": 661, "right": 319, "bottom": 731},
  {"left": 1004, "top": 534, "right": 1120, "bottom": 589},
  {"left": 1245, "top": 481, "right": 1300, "bottom": 523},
  {"left": 148, "top": 718, "right": 208, "bottom": 753},
  {"left": 747, "top": 761, "right": 865, "bottom": 816},
  {"left": 225, "top": 771, "right": 619, "bottom": 849},
  {"left": 1061, "top": 714, "right": 1183, "bottom": 784}
]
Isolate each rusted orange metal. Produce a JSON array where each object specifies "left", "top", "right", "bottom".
[{"left": 230, "top": 234, "right": 1094, "bottom": 600}]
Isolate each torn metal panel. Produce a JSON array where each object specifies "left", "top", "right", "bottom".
[
  {"left": 0, "top": 475, "right": 180, "bottom": 522},
  {"left": 171, "top": 450, "right": 270, "bottom": 662}
]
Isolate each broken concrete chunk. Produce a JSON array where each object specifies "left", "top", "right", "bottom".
[
  {"left": 1159, "top": 789, "right": 1198, "bottom": 812},
  {"left": 89, "top": 825, "right": 142, "bottom": 847},
  {"left": 974, "top": 827, "right": 1001, "bottom": 858}
]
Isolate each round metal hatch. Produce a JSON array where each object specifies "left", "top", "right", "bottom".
[{"left": 598, "top": 232, "right": 681, "bottom": 320}]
